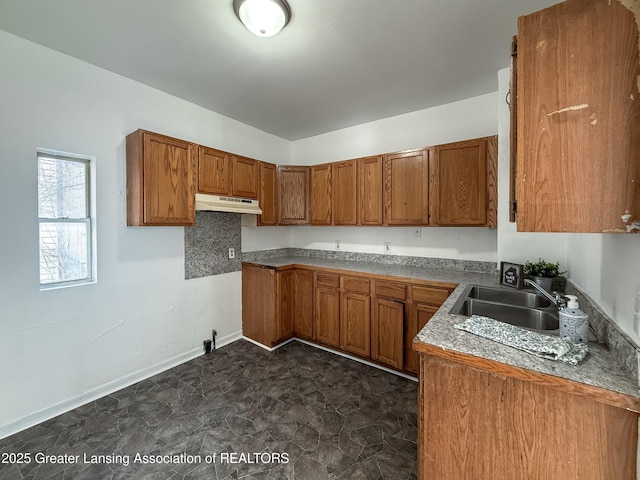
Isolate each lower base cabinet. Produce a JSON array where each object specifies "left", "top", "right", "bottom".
[
  {"left": 242, "top": 262, "right": 454, "bottom": 375},
  {"left": 371, "top": 297, "right": 405, "bottom": 370},
  {"left": 293, "top": 269, "right": 314, "bottom": 340},
  {"left": 314, "top": 273, "right": 341, "bottom": 348},
  {"left": 418, "top": 353, "right": 638, "bottom": 479}
]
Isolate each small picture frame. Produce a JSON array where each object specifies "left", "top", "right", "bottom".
[{"left": 500, "top": 262, "right": 524, "bottom": 289}]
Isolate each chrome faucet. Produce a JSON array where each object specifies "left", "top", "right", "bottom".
[{"left": 523, "top": 279, "right": 566, "bottom": 311}]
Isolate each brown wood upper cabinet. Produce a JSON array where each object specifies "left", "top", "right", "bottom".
[
  {"left": 278, "top": 166, "right": 310, "bottom": 225},
  {"left": 197, "top": 148, "right": 259, "bottom": 199},
  {"left": 383, "top": 149, "right": 429, "bottom": 225},
  {"left": 333, "top": 159, "right": 358, "bottom": 225},
  {"left": 358, "top": 155, "right": 383, "bottom": 225},
  {"left": 126, "top": 129, "right": 196, "bottom": 226},
  {"left": 231, "top": 156, "right": 259, "bottom": 199},
  {"left": 311, "top": 163, "right": 332, "bottom": 225},
  {"left": 429, "top": 136, "right": 497, "bottom": 227},
  {"left": 258, "top": 161, "right": 278, "bottom": 226},
  {"left": 516, "top": 0, "right": 640, "bottom": 233},
  {"left": 197, "top": 146, "right": 230, "bottom": 195}
]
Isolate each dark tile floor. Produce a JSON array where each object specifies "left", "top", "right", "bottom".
[{"left": 0, "top": 340, "right": 418, "bottom": 480}]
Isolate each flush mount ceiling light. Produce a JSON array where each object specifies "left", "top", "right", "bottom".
[{"left": 233, "top": 0, "right": 291, "bottom": 37}]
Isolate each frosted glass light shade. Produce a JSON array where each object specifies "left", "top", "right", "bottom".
[{"left": 233, "top": 0, "right": 291, "bottom": 37}]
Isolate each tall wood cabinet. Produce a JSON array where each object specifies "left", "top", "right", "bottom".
[
  {"left": 126, "top": 129, "right": 196, "bottom": 226},
  {"left": 516, "top": 0, "right": 640, "bottom": 232},
  {"left": 278, "top": 166, "right": 310, "bottom": 225},
  {"left": 383, "top": 149, "right": 429, "bottom": 225}
]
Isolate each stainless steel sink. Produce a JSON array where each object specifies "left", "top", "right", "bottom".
[
  {"left": 466, "top": 285, "right": 551, "bottom": 308},
  {"left": 450, "top": 284, "right": 559, "bottom": 333},
  {"left": 452, "top": 298, "right": 559, "bottom": 331}
]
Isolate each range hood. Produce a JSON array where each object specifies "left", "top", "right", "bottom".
[{"left": 195, "top": 193, "right": 262, "bottom": 214}]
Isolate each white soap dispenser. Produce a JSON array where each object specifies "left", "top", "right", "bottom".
[{"left": 559, "top": 295, "right": 589, "bottom": 344}]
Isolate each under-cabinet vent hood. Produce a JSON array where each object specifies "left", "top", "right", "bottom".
[{"left": 195, "top": 193, "right": 262, "bottom": 215}]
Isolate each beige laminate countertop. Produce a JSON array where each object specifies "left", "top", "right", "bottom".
[{"left": 243, "top": 256, "right": 640, "bottom": 412}]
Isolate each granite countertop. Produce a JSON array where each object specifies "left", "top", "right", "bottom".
[{"left": 243, "top": 255, "right": 640, "bottom": 410}]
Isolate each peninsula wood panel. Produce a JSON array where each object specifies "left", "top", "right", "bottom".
[
  {"left": 430, "top": 138, "right": 487, "bottom": 226},
  {"left": 258, "top": 161, "right": 277, "bottom": 226},
  {"left": 418, "top": 353, "right": 637, "bottom": 479},
  {"left": 310, "top": 163, "right": 332, "bottom": 225},
  {"left": 231, "top": 156, "right": 259, "bottom": 199},
  {"left": 516, "top": 0, "right": 640, "bottom": 232},
  {"left": 241, "top": 264, "right": 276, "bottom": 346},
  {"left": 126, "top": 129, "right": 196, "bottom": 226},
  {"left": 197, "top": 146, "right": 230, "bottom": 195},
  {"left": 383, "top": 149, "right": 429, "bottom": 225},
  {"left": 278, "top": 166, "right": 310, "bottom": 225},
  {"left": 332, "top": 159, "right": 358, "bottom": 225},
  {"left": 358, "top": 155, "right": 383, "bottom": 225}
]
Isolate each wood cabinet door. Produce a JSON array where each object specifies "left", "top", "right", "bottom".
[
  {"left": 358, "top": 155, "right": 383, "bottom": 225},
  {"left": 311, "top": 163, "right": 332, "bottom": 225},
  {"left": 277, "top": 269, "right": 295, "bottom": 344},
  {"left": 405, "top": 302, "right": 438, "bottom": 375},
  {"left": 198, "top": 146, "right": 231, "bottom": 195},
  {"left": 241, "top": 264, "right": 276, "bottom": 346},
  {"left": 340, "top": 291, "right": 371, "bottom": 358},
  {"left": 430, "top": 138, "right": 488, "bottom": 226},
  {"left": 232, "top": 156, "right": 259, "bottom": 199},
  {"left": 259, "top": 162, "right": 278, "bottom": 226},
  {"left": 371, "top": 297, "right": 404, "bottom": 370},
  {"left": 517, "top": 0, "right": 640, "bottom": 232},
  {"left": 333, "top": 159, "right": 358, "bottom": 225},
  {"left": 315, "top": 285, "right": 340, "bottom": 348},
  {"left": 383, "top": 149, "right": 429, "bottom": 225},
  {"left": 294, "top": 269, "right": 314, "bottom": 340},
  {"left": 278, "top": 166, "right": 310, "bottom": 224},
  {"left": 130, "top": 130, "right": 196, "bottom": 226}
]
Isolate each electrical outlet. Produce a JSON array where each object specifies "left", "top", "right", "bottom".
[
  {"left": 335, "top": 240, "right": 341, "bottom": 250},
  {"left": 228, "top": 248, "right": 235, "bottom": 259},
  {"left": 384, "top": 242, "right": 391, "bottom": 253},
  {"left": 413, "top": 227, "right": 421, "bottom": 238}
]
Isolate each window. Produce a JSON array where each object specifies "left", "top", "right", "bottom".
[{"left": 38, "top": 151, "right": 94, "bottom": 288}]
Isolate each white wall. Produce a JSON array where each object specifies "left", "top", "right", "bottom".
[
  {"left": 0, "top": 31, "right": 290, "bottom": 438},
  {"left": 283, "top": 93, "right": 500, "bottom": 262}
]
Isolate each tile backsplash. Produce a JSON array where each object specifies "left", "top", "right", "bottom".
[{"left": 184, "top": 211, "right": 241, "bottom": 279}]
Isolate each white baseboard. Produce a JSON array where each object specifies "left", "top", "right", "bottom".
[{"left": 0, "top": 330, "right": 243, "bottom": 441}]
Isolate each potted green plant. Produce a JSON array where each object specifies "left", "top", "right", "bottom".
[{"left": 524, "top": 258, "right": 564, "bottom": 292}]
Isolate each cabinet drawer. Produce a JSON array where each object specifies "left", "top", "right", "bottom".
[
  {"left": 315, "top": 272, "right": 340, "bottom": 288},
  {"left": 341, "top": 276, "right": 370, "bottom": 294},
  {"left": 411, "top": 285, "right": 451, "bottom": 305},
  {"left": 374, "top": 281, "right": 407, "bottom": 301}
]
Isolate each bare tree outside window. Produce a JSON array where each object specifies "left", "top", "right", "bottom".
[{"left": 38, "top": 152, "right": 93, "bottom": 287}]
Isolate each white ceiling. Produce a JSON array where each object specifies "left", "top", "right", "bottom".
[{"left": 0, "top": 0, "right": 558, "bottom": 140}]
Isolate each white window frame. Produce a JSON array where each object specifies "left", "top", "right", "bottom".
[{"left": 38, "top": 149, "right": 96, "bottom": 290}]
